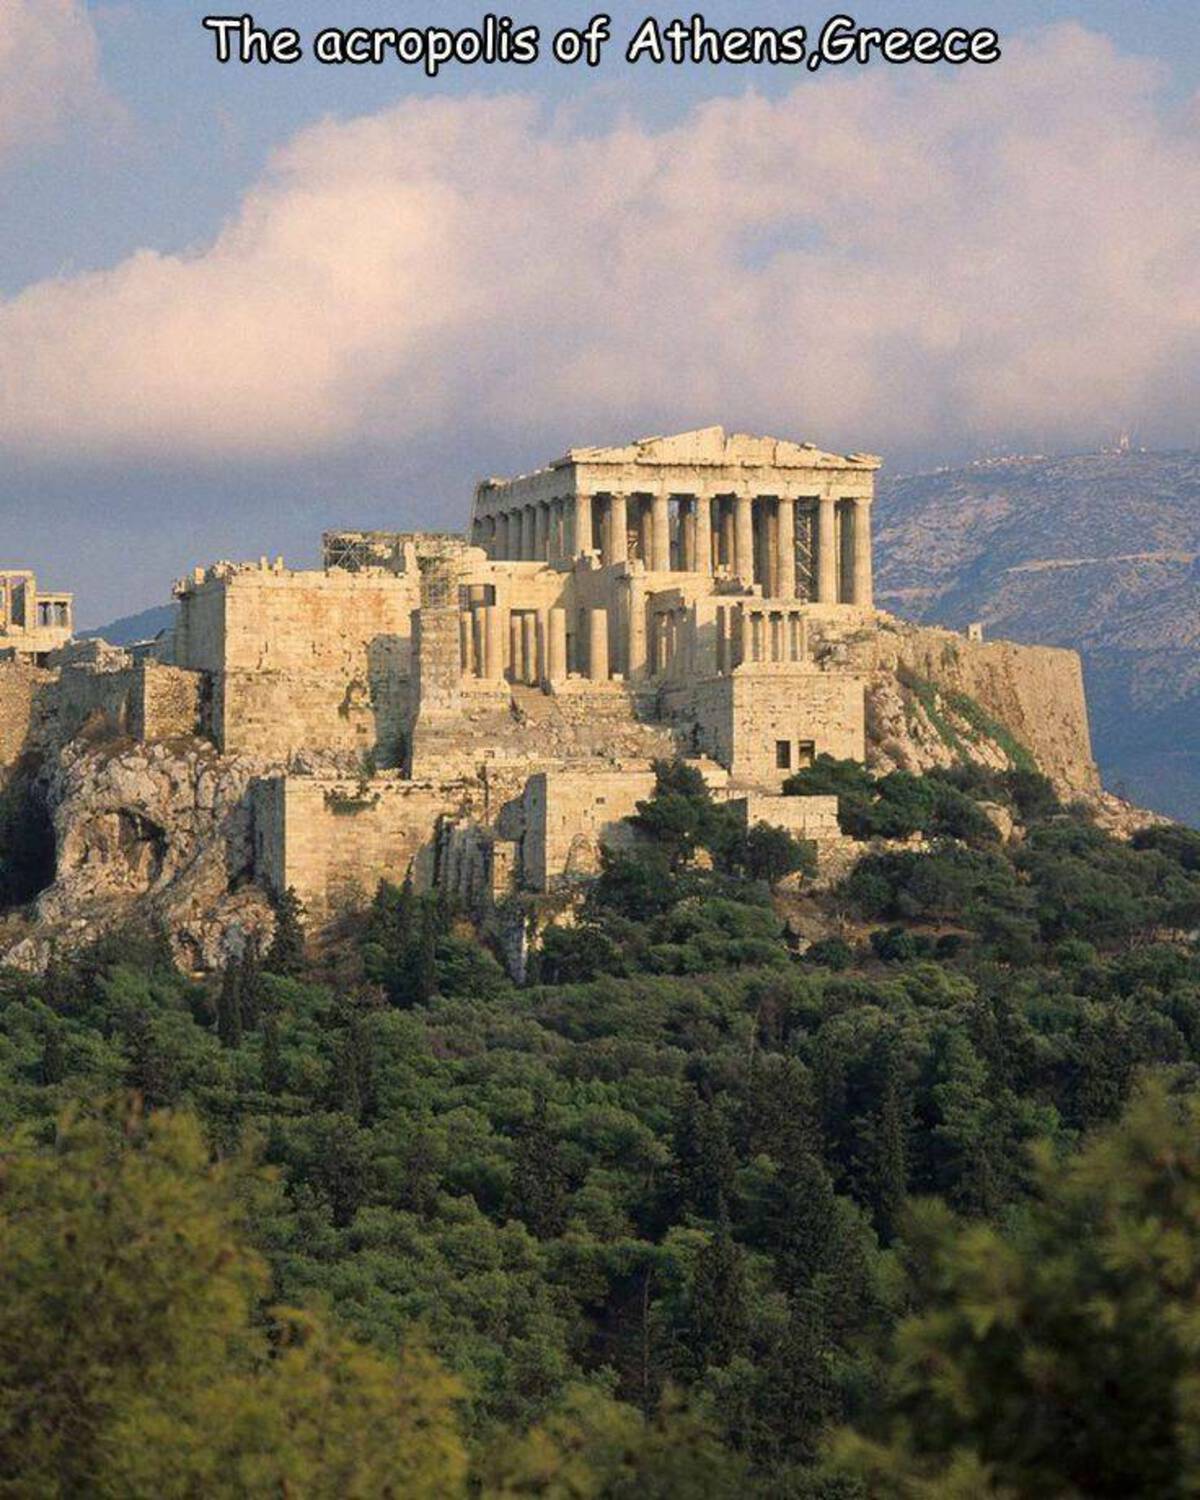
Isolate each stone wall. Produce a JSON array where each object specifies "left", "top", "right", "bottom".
[
  {"left": 177, "top": 568, "right": 418, "bottom": 760},
  {"left": 253, "top": 773, "right": 483, "bottom": 916},
  {"left": 56, "top": 661, "right": 135, "bottom": 740},
  {"left": 0, "top": 660, "right": 55, "bottom": 779},
  {"left": 54, "top": 660, "right": 204, "bottom": 745},
  {"left": 522, "top": 768, "right": 658, "bottom": 891},
  {"left": 724, "top": 792, "right": 841, "bottom": 843},
  {"left": 665, "top": 668, "right": 866, "bottom": 789},
  {"left": 131, "top": 664, "right": 204, "bottom": 741}
]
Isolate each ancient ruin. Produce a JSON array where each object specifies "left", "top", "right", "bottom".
[
  {"left": 0, "top": 569, "right": 73, "bottom": 662},
  {"left": 0, "top": 427, "right": 1104, "bottom": 967}
]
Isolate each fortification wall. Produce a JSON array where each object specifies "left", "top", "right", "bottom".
[
  {"left": 0, "top": 660, "right": 55, "bottom": 779},
  {"left": 132, "top": 664, "right": 204, "bottom": 741},
  {"left": 664, "top": 669, "right": 866, "bottom": 789},
  {"left": 725, "top": 792, "right": 841, "bottom": 843},
  {"left": 253, "top": 774, "right": 483, "bottom": 916},
  {"left": 522, "top": 768, "right": 657, "bottom": 891},
  {"left": 177, "top": 570, "right": 417, "bottom": 760},
  {"left": 57, "top": 663, "right": 134, "bottom": 739}
]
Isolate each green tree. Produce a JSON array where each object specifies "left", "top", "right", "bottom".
[
  {"left": 266, "top": 886, "right": 306, "bottom": 975},
  {"left": 509, "top": 1094, "right": 570, "bottom": 1239},
  {"left": 0, "top": 1098, "right": 468, "bottom": 1496},
  {"left": 677, "top": 1205, "right": 748, "bottom": 1376},
  {"left": 215, "top": 960, "right": 243, "bottom": 1048},
  {"left": 829, "top": 1082, "right": 1200, "bottom": 1498},
  {"left": 737, "top": 821, "right": 817, "bottom": 885}
]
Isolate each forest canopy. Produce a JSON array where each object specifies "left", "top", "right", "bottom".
[{"left": 2, "top": 760, "right": 1199, "bottom": 1494}]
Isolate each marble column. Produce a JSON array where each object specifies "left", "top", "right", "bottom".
[
  {"left": 852, "top": 497, "right": 873, "bottom": 607},
  {"left": 637, "top": 499, "right": 653, "bottom": 563},
  {"left": 735, "top": 494, "right": 755, "bottom": 585},
  {"left": 496, "top": 512, "right": 510, "bottom": 559},
  {"left": 459, "top": 611, "right": 474, "bottom": 675},
  {"left": 681, "top": 500, "right": 697, "bottom": 572},
  {"left": 627, "top": 587, "right": 646, "bottom": 679},
  {"left": 510, "top": 508, "right": 524, "bottom": 563},
  {"left": 574, "top": 493, "right": 594, "bottom": 557},
  {"left": 521, "top": 612, "right": 538, "bottom": 684},
  {"left": 650, "top": 493, "right": 670, "bottom": 571},
  {"left": 483, "top": 606, "right": 505, "bottom": 679},
  {"left": 608, "top": 492, "right": 629, "bottom": 565},
  {"left": 817, "top": 495, "right": 838, "bottom": 603},
  {"left": 547, "top": 607, "right": 567, "bottom": 683},
  {"left": 509, "top": 612, "right": 524, "bottom": 682},
  {"left": 719, "top": 501, "right": 736, "bottom": 573},
  {"left": 766, "top": 502, "right": 780, "bottom": 597},
  {"left": 776, "top": 496, "right": 796, "bottom": 599},
  {"left": 694, "top": 494, "right": 713, "bottom": 575},
  {"left": 588, "top": 608, "right": 609, "bottom": 681},
  {"left": 534, "top": 502, "right": 549, "bottom": 561}
]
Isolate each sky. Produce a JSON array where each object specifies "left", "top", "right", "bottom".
[{"left": 1, "top": 1, "right": 1198, "bottom": 625}]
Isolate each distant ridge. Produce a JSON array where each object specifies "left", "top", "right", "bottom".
[
  {"left": 83, "top": 602, "right": 176, "bottom": 647},
  {"left": 875, "top": 450, "right": 1200, "bottom": 825}
]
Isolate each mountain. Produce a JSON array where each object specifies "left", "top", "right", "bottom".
[
  {"left": 83, "top": 602, "right": 176, "bottom": 647},
  {"left": 875, "top": 450, "right": 1200, "bottom": 825}
]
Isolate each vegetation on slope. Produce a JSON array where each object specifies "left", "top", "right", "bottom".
[{"left": 2, "top": 761, "right": 1200, "bottom": 1493}]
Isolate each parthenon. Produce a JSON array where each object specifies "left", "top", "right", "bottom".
[{"left": 471, "top": 426, "right": 876, "bottom": 605}]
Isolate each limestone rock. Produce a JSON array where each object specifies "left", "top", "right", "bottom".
[{"left": 9, "top": 737, "right": 279, "bottom": 971}]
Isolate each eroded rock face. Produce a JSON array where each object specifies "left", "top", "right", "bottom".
[{"left": 6, "top": 738, "right": 278, "bottom": 971}]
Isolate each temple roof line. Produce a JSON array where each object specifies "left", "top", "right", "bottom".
[{"left": 481, "top": 427, "right": 881, "bottom": 490}]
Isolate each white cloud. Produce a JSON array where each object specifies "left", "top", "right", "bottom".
[
  {"left": 0, "top": 0, "right": 107, "bottom": 161},
  {"left": 1, "top": 22, "right": 1198, "bottom": 465}
]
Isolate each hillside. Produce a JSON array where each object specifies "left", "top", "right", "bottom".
[
  {"left": 2, "top": 759, "right": 1199, "bottom": 1493},
  {"left": 82, "top": 602, "right": 176, "bottom": 647},
  {"left": 874, "top": 451, "right": 1200, "bottom": 824}
]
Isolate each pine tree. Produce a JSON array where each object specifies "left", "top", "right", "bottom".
[
  {"left": 266, "top": 887, "right": 306, "bottom": 976},
  {"left": 260, "top": 1008, "right": 286, "bottom": 1095},
  {"left": 673, "top": 1087, "right": 737, "bottom": 1220},
  {"left": 410, "top": 900, "right": 439, "bottom": 1006},
  {"left": 762, "top": 1296, "right": 835, "bottom": 1465},
  {"left": 679, "top": 1201, "right": 748, "bottom": 1377},
  {"left": 770, "top": 1149, "right": 840, "bottom": 1298},
  {"left": 216, "top": 961, "right": 243, "bottom": 1049},
  {"left": 864, "top": 1033, "right": 910, "bottom": 1242},
  {"left": 509, "top": 1094, "right": 569, "bottom": 1239},
  {"left": 237, "top": 935, "right": 264, "bottom": 1030},
  {"left": 38, "top": 1024, "right": 66, "bottom": 1086}
]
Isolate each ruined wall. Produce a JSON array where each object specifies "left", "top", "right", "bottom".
[
  {"left": 0, "top": 660, "right": 55, "bottom": 780},
  {"left": 253, "top": 774, "right": 483, "bottom": 916},
  {"left": 131, "top": 664, "right": 204, "bottom": 741},
  {"left": 56, "top": 662, "right": 134, "bottom": 739},
  {"left": 55, "top": 660, "right": 204, "bottom": 745},
  {"left": 665, "top": 669, "right": 865, "bottom": 789},
  {"left": 522, "top": 768, "right": 658, "bottom": 891},
  {"left": 178, "top": 569, "right": 418, "bottom": 761},
  {"left": 725, "top": 792, "right": 841, "bottom": 843}
]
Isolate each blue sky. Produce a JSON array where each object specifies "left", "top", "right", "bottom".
[{"left": 2, "top": 1, "right": 1198, "bottom": 623}]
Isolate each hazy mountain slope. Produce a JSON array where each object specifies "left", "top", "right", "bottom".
[
  {"left": 875, "top": 451, "right": 1200, "bottom": 824},
  {"left": 83, "top": 603, "right": 176, "bottom": 646}
]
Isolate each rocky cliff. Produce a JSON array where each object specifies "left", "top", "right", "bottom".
[
  {"left": 822, "top": 616, "right": 1100, "bottom": 797},
  {"left": 2, "top": 731, "right": 276, "bottom": 973}
]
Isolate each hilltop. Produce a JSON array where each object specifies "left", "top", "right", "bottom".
[{"left": 875, "top": 450, "right": 1200, "bottom": 824}]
